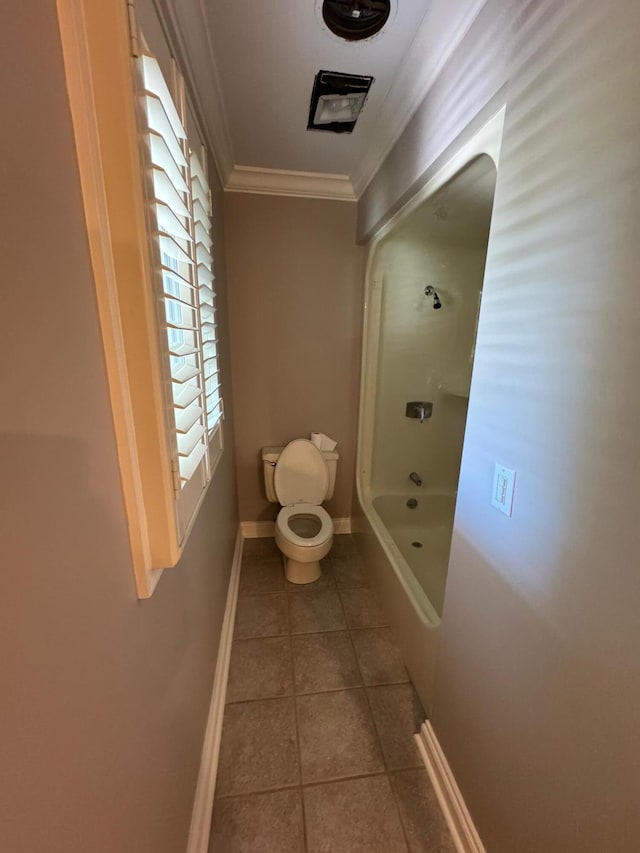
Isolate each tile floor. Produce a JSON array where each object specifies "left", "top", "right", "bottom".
[{"left": 209, "top": 535, "right": 455, "bottom": 853}]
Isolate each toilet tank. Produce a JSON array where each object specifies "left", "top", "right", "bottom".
[{"left": 262, "top": 445, "right": 338, "bottom": 503}]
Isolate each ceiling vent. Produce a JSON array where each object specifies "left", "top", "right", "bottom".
[
  {"left": 307, "top": 70, "right": 374, "bottom": 134},
  {"left": 321, "top": 0, "right": 391, "bottom": 41}
]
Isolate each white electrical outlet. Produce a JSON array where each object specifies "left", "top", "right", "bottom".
[{"left": 492, "top": 464, "right": 516, "bottom": 517}]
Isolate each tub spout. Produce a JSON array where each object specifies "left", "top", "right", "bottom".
[
  {"left": 405, "top": 401, "right": 433, "bottom": 423},
  {"left": 409, "top": 472, "right": 422, "bottom": 487}
]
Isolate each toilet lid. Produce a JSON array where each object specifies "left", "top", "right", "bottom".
[{"left": 274, "top": 439, "right": 329, "bottom": 506}]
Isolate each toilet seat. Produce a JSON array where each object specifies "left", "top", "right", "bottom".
[{"left": 276, "top": 504, "right": 332, "bottom": 548}]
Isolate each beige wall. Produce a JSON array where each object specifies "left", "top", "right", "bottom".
[
  {"left": 360, "top": 0, "right": 640, "bottom": 850},
  {"left": 225, "top": 194, "right": 363, "bottom": 522},
  {"left": 0, "top": 5, "right": 237, "bottom": 851}
]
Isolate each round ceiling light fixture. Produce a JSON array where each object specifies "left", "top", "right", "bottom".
[{"left": 321, "top": 0, "right": 392, "bottom": 42}]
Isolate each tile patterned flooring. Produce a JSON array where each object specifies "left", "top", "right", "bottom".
[{"left": 209, "top": 535, "right": 455, "bottom": 853}]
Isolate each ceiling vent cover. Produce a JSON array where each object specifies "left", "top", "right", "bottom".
[
  {"left": 307, "top": 70, "right": 374, "bottom": 133},
  {"left": 322, "top": 0, "right": 391, "bottom": 41}
]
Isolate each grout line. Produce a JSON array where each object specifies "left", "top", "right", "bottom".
[
  {"left": 215, "top": 768, "right": 416, "bottom": 801},
  {"left": 285, "top": 583, "right": 309, "bottom": 853},
  {"left": 387, "top": 771, "right": 413, "bottom": 853},
  {"left": 225, "top": 679, "right": 413, "bottom": 708},
  {"left": 296, "top": 685, "right": 366, "bottom": 701},
  {"left": 230, "top": 634, "right": 290, "bottom": 644},
  {"left": 291, "top": 627, "right": 351, "bottom": 637},
  {"left": 294, "top": 683, "right": 364, "bottom": 697},
  {"left": 233, "top": 632, "right": 288, "bottom": 641},
  {"left": 214, "top": 782, "right": 301, "bottom": 802},
  {"left": 362, "top": 676, "right": 412, "bottom": 687},
  {"left": 300, "top": 769, "right": 397, "bottom": 791},
  {"left": 237, "top": 587, "right": 286, "bottom": 598},
  {"left": 335, "top": 586, "right": 391, "bottom": 780},
  {"left": 335, "top": 568, "right": 415, "bottom": 852}
]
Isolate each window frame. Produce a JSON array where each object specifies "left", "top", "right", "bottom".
[
  {"left": 57, "top": 0, "right": 223, "bottom": 597},
  {"left": 135, "top": 45, "right": 224, "bottom": 541}
]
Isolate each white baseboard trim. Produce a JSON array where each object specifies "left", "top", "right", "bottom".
[
  {"left": 186, "top": 527, "right": 243, "bottom": 853},
  {"left": 415, "top": 721, "right": 486, "bottom": 853},
  {"left": 240, "top": 519, "right": 276, "bottom": 538},
  {"left": 241, "top": 517, "right": 352, "bottom": 538}
]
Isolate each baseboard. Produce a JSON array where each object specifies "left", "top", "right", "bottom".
[
  {"left": 415, "top": 721, "right": 486, "bottom": 853},
  {"left": 332, "top": 517, "right": 352, "bottom": 535},
  {"left": 186, "top": 527, "right": 243, "bottom": 853},
  {"left": 240, "top": 519, "right": 276, "bottom": 538},
  {"left": 241, "top": 517, "right": 352, "bottom": 538}
]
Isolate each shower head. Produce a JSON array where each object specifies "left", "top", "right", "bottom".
[{"left": 424, "top": 286, "right": 442, "bottom": 310}]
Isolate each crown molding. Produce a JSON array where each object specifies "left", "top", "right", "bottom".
[
  {"left": 351, "top": 0, "right": 488, "bottom": 198},
  {"left": 226, "top": 166, "right": 356, "bottom": 202},
  {"left": 162, "top": 0, "right": 485, "bottom": 200}
]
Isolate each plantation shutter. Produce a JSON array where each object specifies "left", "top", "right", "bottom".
[
  {"left": 136, "top": 52, "right": 210, "bottom": 487},
  {"left": 189, "top": 149, "right": 223, "bottom": 435}
]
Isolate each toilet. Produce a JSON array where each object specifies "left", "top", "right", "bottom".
[{"left": 262, "top": 440, "right": 339, "bottom": 584}]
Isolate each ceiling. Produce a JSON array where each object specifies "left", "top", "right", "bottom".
[{"left": 169, "top": 0, "right": 487, "bottom": 200}]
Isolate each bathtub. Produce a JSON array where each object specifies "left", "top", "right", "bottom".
[
  {"left": 353, "top": 492, "right": 444, "bottom": 711},
  {"left": 371, "top": 493, "right": 456, "bottom": 619}
]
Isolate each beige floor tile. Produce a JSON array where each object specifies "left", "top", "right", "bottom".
[
  {"left": 242, "top": 537, "right": 280, "bottom": 561},
  {"left": 216, "top": 698, "right": 300, "bottom": 796},
  {"left": 209, "top": 788, "right": 305, "bottom": 853},
  {"left": 226, "top": 637, "right": 293, "bottom": 703},
  {"left": 234, "top": 593, "right": 288, "bottom": 639},
  {"left": 330, "top": 552, "right": 369, "bottom": 589},
  {"left": 303, "top": 774, "right": 407, "bottom": 853},
  {"left": 296, "top": 688, "right": 384, "bottom": 783},
  {"left": 351, "top": 627, "right": 409, "bottom": 685},
  {"left": 391, "top": 769, "right": 457, "bottom": 853},
  {"left": 239, "top": 556, "right": 285, "bottom": 595},
  {"left": 340, "top": 587, "right": 388, "bottom": 628},
  {"left": 330, "top": 534, "right": 359, "bottom": 559},
  {"left": 288, "top": 586, "right": 346, "bottom": 634},
  {"left": 367, "top": 684, "right": 424, "bottom": 769},
  {"left": 291, "top": 631, "right": 362, "bottom": 694}
]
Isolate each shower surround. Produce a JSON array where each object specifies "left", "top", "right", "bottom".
[{"left": 356, "top": 117, "right": 501, "bottom": 710}]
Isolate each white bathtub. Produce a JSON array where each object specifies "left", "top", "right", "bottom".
[
  {"left": 372, "top": 493, "right": 456, "bottom": 619},
  {"left": 353, "top": 493, "right": 446, "bottom": 711}
]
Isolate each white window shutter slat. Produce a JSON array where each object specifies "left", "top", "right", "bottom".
[
  {"left": 136, "top": 48, "right": 223, "bottom": 501},
  {"left": 190, "top": 148, "right": 222, "bottom": 434},
  {"left": 137, "top": 51, "right": 214, "bottom": 488}
]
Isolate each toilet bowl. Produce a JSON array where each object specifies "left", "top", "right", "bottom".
[
  {"left": 262, "top": 439, "right": 338, "bottom": 584},
  {"left": 275, "top": 504, "right": 333, "bottom": 584}
]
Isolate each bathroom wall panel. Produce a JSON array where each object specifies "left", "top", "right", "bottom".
[
  {"left": 371, "top": 234, "right": 488, "bottom": 498},
  {"left": 359, "top": 0, "right": 640, "bottom": 850},
  {"left": 0, "top": 4, "right": 238, "bottom": 851},
  {"left": 224, "top": 193, "right": 364, "bottom": 523}
]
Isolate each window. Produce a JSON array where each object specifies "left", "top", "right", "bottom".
[
  {"left": 136, "top": 50, "right": 223, "bottom": 532},
  {"left": 57, "top": 0, "right": 224, "bottom": 597}
]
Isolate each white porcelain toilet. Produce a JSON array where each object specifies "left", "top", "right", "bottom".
[{"left": 262, "top": 440, "right": 339, "bottom": 584}]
